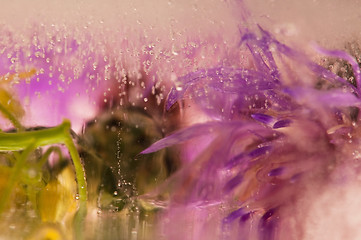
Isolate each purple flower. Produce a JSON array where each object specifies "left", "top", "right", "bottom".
[{"left": 142, "top": 25, "right": 361, "bottom": 239}]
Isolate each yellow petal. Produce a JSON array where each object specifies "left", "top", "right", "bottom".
[
  {"left": 26, "top": 224, "right": 65, "bottom": 240},
  {"left": 38, "top": 166, "right": 77, "bottom": 223}
]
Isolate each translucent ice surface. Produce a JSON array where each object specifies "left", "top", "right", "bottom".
[{"left": 0, "top": 0, "right": 360, "bottom": 240}]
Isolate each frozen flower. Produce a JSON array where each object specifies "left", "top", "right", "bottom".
[{"left": 142, "top": 25, "right": 361, "bottom": 240}]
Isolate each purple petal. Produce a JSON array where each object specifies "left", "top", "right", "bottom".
[
  {"left": 249, "top": 26, "right": 360, "bottom": 98},
  {"left": 311, "top": 89, "right": 361, "bottom": 107},
  {"left": 261, "top": 92, "right": 295, "bottom": 112},
  {"left": 309, "top": 63, "right": 359, "bottom": 94},
  {"left": 141, "top": 123, "right": 214, "bottom": 154},
  {"left": 246, "top": 42, "right": 272, "bottom": 73},
  {"left": 259, "top": 208, "right": 278, "bottom": 240},
  {"left": 261, "top": 208, "right": 276, "bottom": 222},
  {"left": 290, "top": 173, "right": 303, "bottom": 183},
  {"left": 208, "top": 68, "right": 278, "bottom": 93},
  {"left": 141, "top": 121, "right": 241, "bottom": 154},
  {"left": 251, "top": 113, "right": 275, "bottom": 125},
  {"left": 257, "top": 26, "right": 280, "bottom": 73},
  {"left": 265, "top": 27, "right": 359, "bottom": 95},
  {"left": 223, "top": 174, "right": 243, "bottom": 193},
  {"left": 239, "top": 28, "right": 281, "bottom": 85},
  {"left": 272, "top": 119, "right": 291, "bottom": 129},
  {"left": 314, "top": 44, "right": 361, "bottom": 91},
  {"left": 166, "top": 88, "right": 185, "bottom": 110},
  {"left": 166, "top": 64, "right": 282, "bottom": 112},
  {"left": 240, "top": 212, "right": 251, "bottom": 222},
  {"left": 268, "top": 167, "right": 284, "bottom": 177},
  {"left": 165, "top": 70, "right": 204, "bottom": 110},
  {"left": 223, "top": 208, "right": 245, "bottom": 224},
  {"left": 285, "top": 87, "right": 361, "bottom": 107},
  {"left": 248, "top": 145, "right": 272, "bottom": 158},
  {"left": 224, "top": 153, "right": 246, "bottom": 169}
]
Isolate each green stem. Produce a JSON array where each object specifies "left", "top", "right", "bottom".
[
  {"left": 64, "top": 135, "right": 87, "bottom": 203},
  {"left": 0, "top": 120, "right": 87, "bottom": 238},
  {"left": 64, "top": 134, "right": 88, "bottom": 240},
  {"left": 36, "top": 146, "right": 63, "bottom": 168},
  {"left": 0, "top": 120, "right": 71, "bottom": 151}
]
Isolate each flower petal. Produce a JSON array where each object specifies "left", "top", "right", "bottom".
[
  {"left": 223, "top": 208, "right": 245, "bottom": 224},
  {"left": 314, "top": 44, "right": 361, "bottom": 91},
  {"left": 141, "top": 122, "right": 223, "bottom": 154},
  {"left": 273, "top": 119, "right": 291, "bottom": 129},
  {"left": 223, "top": 173, "right": 243, "bottom": 193},
  {"left": 252, "top": 113, "right": 275, "bottom": 125},
  {"left": 285, "top": 87, "right": 361, "bottom": 107}
]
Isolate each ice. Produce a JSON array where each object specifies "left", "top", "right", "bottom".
[{"left": 0, "top": 0, "right": 360, "bottom": 240}]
